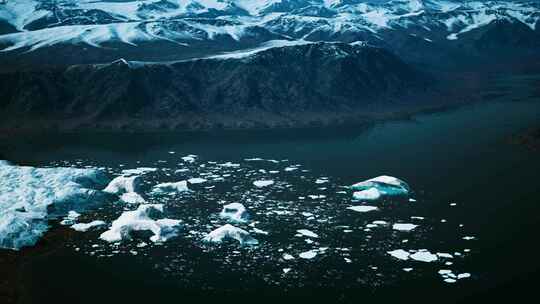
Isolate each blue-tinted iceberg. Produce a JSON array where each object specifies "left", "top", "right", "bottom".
[{"left": 351, "top": 176, "right": 410, "bottom": 200}]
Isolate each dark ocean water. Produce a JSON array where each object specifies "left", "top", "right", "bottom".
[{"left": 2, "top": 78, "right": 540, "bottom": 304}]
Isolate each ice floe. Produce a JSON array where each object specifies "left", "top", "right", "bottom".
[
  {"left": 392, "top": 223, "right": 418, "bottom": 232},
  {"left": 203, "top": 224, "right": 258, "bottom": 246},
  {"left": 152, "top": 181, "right": 190, "bottom": 194},
  {"left": 71, "top": 220, "right": 106, "bottom": 232},
  {"left": 253, "top": 180, "right": 274, "bottom": 188},
  {"left": 352, "top": 188, "right": 381, "bottom": 201},
  {"left": 388, "top": 249, "right": 410, "bottom": 260},
  {"left": 104, "top": 175, "right": 142, "bottom": 194},
  {"left": 0, "top": 161, "right": 108, "bottom": 250},
  {"left": 410, "top": 250, "right": 438, "bottom": 262},
  {"left": 100, "top": 204, "right": 181, "bottom": 243},
  {"left": 299, "top": 250, "right": 318, "bottom": 259},
  {"left": 347, "top": 206, "right": 378, "bottom": 213},
  {"left": 297, "top": 229, "right": 319, "bottom": 238},
  {"left": 220, "top": 203, "right": 249, "bottom": 223},
  {"left": 188, "top": 177, "right": 207, "bottom": 184},
  {"left": 351, "top": 176, "right": 410, "bottom": 198},
  {"left": 60, "top": 210, "right": 81, "bottom": 226}
]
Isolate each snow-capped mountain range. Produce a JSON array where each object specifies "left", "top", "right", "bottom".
[{"left": 0, "top": 0, "right": 538, "bottom": 64}]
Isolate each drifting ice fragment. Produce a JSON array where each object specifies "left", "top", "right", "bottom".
[
  {"left": 392, "top": 223, "right": 418, "bottom": 232},
  {"left": 347, "top": 206, "right": 378, "bottom": 213},
  {"left": 351, "top": 176, "right": 410, "bottom": 198},
  {"left": 100, "top": 204, "right": 181, "bottom": 243},
  {"left": 188, "top": 178, "right": 207, "bottom": 184},
  {"left": 352, "top": 188, "right": 381, "bottom": 201},
  {"left": 388, "top": 249, "right": 410, "bottom": 260},
  {"left": 253, "top": 180, "right": 274, "bottom": 188},
  {"left": 220, "top": 203, "right": 249, "bottom": 223},
  {"left": 410, "top": 250, "right": 438, "bottom": 262},
  {"left": 297, "top": 229, "right": 319, "bottom": 238},
  {"left": 71, "top": 220, "right": 106, "bottom": 232},
  {"left": 203, "top": 224, "right": 258, "bottom": 246},
  {"left": 104, "top": 175, "right": 142, "bottom": 194},
  {"left": 283, "top": 253, "right": 295, "bottom": 260},
  {"left": 152, "top": 181, "right": 190, "bottom": 193},
  {"left": 299, "top": 250, "right": 318, "bottom": 259}
]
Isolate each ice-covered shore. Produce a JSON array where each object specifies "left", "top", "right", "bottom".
[{"left": 0, "top": 160, "right": 109, "bottom": 250}]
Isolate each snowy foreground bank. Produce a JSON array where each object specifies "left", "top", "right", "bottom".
[{"left": 0, "top": 156, "right": 476, "bottom": 286}]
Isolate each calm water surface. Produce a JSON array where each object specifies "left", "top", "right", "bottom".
[{"left": 3, "top": 93, "right": 540, "bottom": 304}]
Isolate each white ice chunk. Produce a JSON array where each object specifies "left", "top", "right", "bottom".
[
  {"left": 410, "top": 250, "right": 438, "bottom": 262},
  {"left": 392, "top": 223, "right": 418, "bottom": 232},
  {"left": 104, "top": 175, "right": 142, "bottom": 194},
  {"left": 253, "top": 180, "right": 274, "bottom": 188},
  {"left": 347, "top": 206, "right": 378, "bottom": 213},
  {"left": 457, "top": 273, "right": 471, "bottom": 279},
  {"left": 283, "top": 253, "right": 295, "bottom": 260},
  {"left": 121, "top": 167, "right": 157, "bottom": 175},
  {"left": 71, "top": 220, "right": 106, "bottom": 232},
  {"left": 299, "top": 250, "right": 318, "bottom": 259},
  {"left": 203, "top": 224, "right": 258, "bottom": 246},
  {"left": 188, "top": 177, "right": 207, "bottom": 184},
  {"left": 297, "top": 229, "right": 319, "bottom": 238},
  {"left": 352, "top": 188, "right": 381, "bottom": 201},
  {"left": 351, "top": 175, "right": 410, "bottom": 198},
  {"left": 152, "top": 181, "right": 189, "bottom": 193},
  {"left": 120, "top": 192, "right": 146, "bottom": 204},
  {"left": 100, "top": 204, "right": 181, "bottom": 243},
  {"left": 388, "top": 249, "right": 410, "bottom": 260},
  {"left": 220, "top": 203, "right": 249, "bottom": 223}
]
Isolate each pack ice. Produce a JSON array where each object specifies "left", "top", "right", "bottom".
[
  {"left": 351, "top": 176, "right": 410, "bottom": 200},
  {"left": 0, "top": 161, "right": 108, "bottom": 250}
]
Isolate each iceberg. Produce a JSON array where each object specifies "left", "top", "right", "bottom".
[
  {"left": 299, "top": 249, "right": 318, "bottom": 259},
  {"left": 388, "top": 249, "right": 410, "bottom": 260},
  {"left": 104, "top": 175, "right": 142, "bottom": 194},
  {"left": 119, "top": 192, "right": 147, "bottom": 204},
  {"left": 253, "top": 180, "right": 274, "bottom": 188},
  {"left": 410, "top": 250, "right": 438, "bottom": 262},
  {"left": 71, "top": 220, "right": 106, "bottom": 232},
  {"left": 60, "top": 210, "right": 81, "bottom": 226},
  {"left": 347, "top": 206, "right": 378, "bottom": 213},
  {"left": 152, "top": 181, "right": 190, "bottom": 194},
  {"left": 297, "top": 229, "right": 319, "bottom": 238},
  {"left": 188, "top": 177, "right": 207, "bottom": 184},
  {"left": 104, "top": 175, "right": 146, "bottom": 204},
  {"left": 100, "top": 204, "right": 181, "bottom": 243},
  {"left": 121, "top": 167, "right": 157, "bottom": 175},
  {"left": 352, "top": 188, "right": 381, "bottom": 201},
  {"left": 392, "top": 223, "right": 418, "bottom": 232},
  {"left": 0, "top": 161, "right": 108, "bottom": 250},
  {"left": 203, "top": 224, "right": 259, "bottom": 246},
  {"left": 219, "top": 203, "right": 249, "bottom": 223},
  {"left": 351, "top": 176, "right": 410, "bottom": 198}
]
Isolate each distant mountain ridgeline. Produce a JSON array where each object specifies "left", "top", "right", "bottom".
[{"left": 0, "top": 42, "right": 435, "bottom": 131}]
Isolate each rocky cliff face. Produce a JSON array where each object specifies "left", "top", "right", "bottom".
[{"left": 0, "top": 42, "right": 430, "bottom": 131}]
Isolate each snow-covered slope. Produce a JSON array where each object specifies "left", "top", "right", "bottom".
[{"left": 0, "top": 0, "right": 538, "bottom": 58}]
